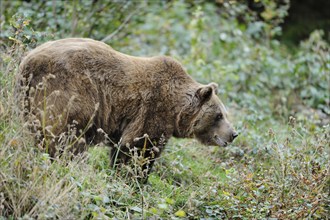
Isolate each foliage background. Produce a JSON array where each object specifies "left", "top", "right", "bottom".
[{"left": 0, "top": 0, "right": 329, "bottom": 219}]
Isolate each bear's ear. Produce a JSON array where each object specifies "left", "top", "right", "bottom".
[
  {"left": 209, "top": 82, "right": 218, "bottom": 95},
  {"left": 196, "top": 84, "right": 215, "bottom": 104}
]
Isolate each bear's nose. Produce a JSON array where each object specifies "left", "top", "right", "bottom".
[{"left": 232, "top": 132, "right": 239, "bottom": 140}]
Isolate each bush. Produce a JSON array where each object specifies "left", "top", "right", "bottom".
[{"left": 0, "top": 0, "right": 329, "bottom": 219}]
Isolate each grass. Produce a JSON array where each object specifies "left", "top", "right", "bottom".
[
  {"left": 0, "top": 14, "right": 329, "bottom": 219},
  {"left": 1, "top": 82, "right": 329, "bottom": 219}
]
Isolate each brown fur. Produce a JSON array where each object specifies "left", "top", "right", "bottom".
[{"left": 17, "top": 38, "right": 237, "bottom": 174}]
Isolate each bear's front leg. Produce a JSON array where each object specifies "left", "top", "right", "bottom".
[{"left": 109, "top": 134, "right": 162, "bottom": 183}]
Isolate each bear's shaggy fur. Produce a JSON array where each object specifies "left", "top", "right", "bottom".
[{"left": 18, "top": 38, "right": 237, "bottom": 174}]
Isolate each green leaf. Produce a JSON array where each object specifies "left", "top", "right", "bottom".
[
  {"left": 165, "top": 197, "right": 174, "bottom": 205},
  {"left": 130, "top": 206, "right": 142, "bottom": 213},
  {"left": 103, "top": 196, "right": 110, "bottom": 204},
  {"left": 158, "top": 203, "right": 168, "bottom": 210},
  {"left": 149, "top": 207, "right": 158, "bottom": 214},
  {"left": 174, "top": 210, "right": 186, "bottom": 217}
]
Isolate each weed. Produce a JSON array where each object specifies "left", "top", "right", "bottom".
[{"left": 1, "top": 1, "right": 329, "bottom": 219}]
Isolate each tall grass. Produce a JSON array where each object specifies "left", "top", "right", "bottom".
[
  {"left": 1, "top": 5, "right": 329, "bottom": 218},
  {"left": 0, "top": 38, "right": 151, "bottom": 219}
]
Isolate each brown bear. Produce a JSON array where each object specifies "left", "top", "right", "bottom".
[{"left": 17, "top": 38, "right": 238, "bottom": 176}]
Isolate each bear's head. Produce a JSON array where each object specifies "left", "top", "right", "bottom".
[{"left": 186, "top": 83, "right": 238, "bottom": 147}]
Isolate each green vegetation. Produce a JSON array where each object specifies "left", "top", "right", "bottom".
[{"left": 0, "top": 1, "right": 329, "bottom": 219}]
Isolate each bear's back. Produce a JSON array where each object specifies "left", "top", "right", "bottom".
[{"left": 25, "top": 38, "right": 115, "bottom": 58}]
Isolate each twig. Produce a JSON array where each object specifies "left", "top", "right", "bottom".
[
  {"left": 101, "top": 5, "right": 142, "bottom": 43},
  {"left": 71, "top": 0, "right": 78, "bottom": 37}
]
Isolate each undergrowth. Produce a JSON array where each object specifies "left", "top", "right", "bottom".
[{"left": 1, "top": 1, "right": 329, "bottom": 219}]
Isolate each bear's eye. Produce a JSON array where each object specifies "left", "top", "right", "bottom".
[{"left": 215, "top": 113, "right": 223, "bottom": 121}]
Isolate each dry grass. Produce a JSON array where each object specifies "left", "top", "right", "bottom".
[{"left": 0, "top": 27, "right": 329, "bottom": 220}]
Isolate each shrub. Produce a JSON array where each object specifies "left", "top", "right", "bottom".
[{"left": 0, "top": 1, "right": 329, "bottom": 218}]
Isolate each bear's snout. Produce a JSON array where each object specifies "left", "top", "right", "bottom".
[{"left": 231, "top": 131, "right": 239, "bottom": 141}]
